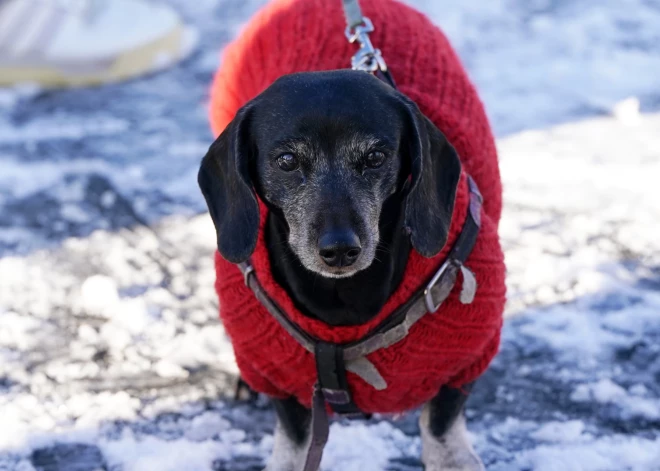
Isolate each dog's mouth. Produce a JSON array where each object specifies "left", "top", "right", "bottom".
[
  {"left": 293, "top": 240, "right": 377, "bottom": 279},
  {"left": 315, "top": 264, "right": 362, "bottom": 279}
]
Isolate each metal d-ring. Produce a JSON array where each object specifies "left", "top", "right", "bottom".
[{"left": 423, "top": 259, "right": 452, "bottom": 313}]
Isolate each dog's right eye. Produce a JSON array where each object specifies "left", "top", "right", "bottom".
[
  {"left": 276, "top": 153, "right": 299, "bottom": 172},
  {"left": 365, "top": 151, "right": 386, "bottom": 169}
]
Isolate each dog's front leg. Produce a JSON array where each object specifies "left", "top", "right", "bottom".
[
  {"left": 420, "top": 385, "right": 484, "bottom": 471},
  {"left": 265, "top": 396, "right": 313, "bottom": 471}
]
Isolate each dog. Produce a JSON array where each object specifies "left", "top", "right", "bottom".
[{"left": 199, "top": 0, "right": 505, "bottom": 469}]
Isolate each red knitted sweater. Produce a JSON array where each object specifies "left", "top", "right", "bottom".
[{"left": 210, "top": 0, "right": 506, "bottom": 413}]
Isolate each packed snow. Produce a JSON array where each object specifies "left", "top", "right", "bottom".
[{"left": 1, "top": 0, "right": 659, "bottom": 470}]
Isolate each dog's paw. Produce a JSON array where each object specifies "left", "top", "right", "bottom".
[
  {"left": 422, "top": 448, "right": 485, "bottom": 471},
  {"left": 262, "top": 465, "right": 295, "bottom": 471},
  {"left": 263, "top": 455, "right": 316, "bottom": 471},
  {"left": 263, "top": 451, "right": 305, "bottom": 471},
  {"left": 261, "top": 457, "right": 298, "bottom": 471},
  {"left": 420, "top": 408, "right": 485, "bottom": 471},
  {"left": 262, "top": 461, "right": 314, "bottom": 471},
  {"left": 263, "top": 423, "right": 314, "bottom": 471}
]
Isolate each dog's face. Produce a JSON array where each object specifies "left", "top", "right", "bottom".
[
  {"left": 199, "top": 70, "right": 461, "bottom": 278},
  {"left": 248, "top": 74, "right": 406, "bottom": 277}
]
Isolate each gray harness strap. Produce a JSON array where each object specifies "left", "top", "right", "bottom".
[
  {"left": 236, "top": 248, "right": 463, "bottom": 388},
  {"left": 237, "top": 255, "right": 460, "bottom": 389}
]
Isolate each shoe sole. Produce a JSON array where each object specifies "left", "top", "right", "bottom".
[{"left": 0, "top": 24, "right": 195, "bottom": 88}]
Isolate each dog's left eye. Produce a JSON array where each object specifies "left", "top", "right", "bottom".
[
  {"left": 276, "top": 153, "right": 299, "bottom": 172},
  {"left": 365, "top": 151, "right": 386, "bottom": 169}
]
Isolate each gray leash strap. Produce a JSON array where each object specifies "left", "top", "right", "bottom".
[
  {"left": 302, "top": 385, "right": 331, "bottom": 471},
  {"left": 237, "top": 256, "right": 461, "bottom": 386},
  {"left": 342, "top": 0, "right": 365, "bottom": 29}
]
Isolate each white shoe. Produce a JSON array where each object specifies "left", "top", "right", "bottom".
[{"left": 0, "top": 0, "right": 197, "bottom": 88}]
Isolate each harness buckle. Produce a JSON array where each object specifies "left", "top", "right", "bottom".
[
  {"left": 423, "top": 259, "right": 453, "bottom": 313},
  {"left": 321, "top": 388, "right": 351, "bottom": 405},
  {"left": 345, "top": 17, "right": 388, "bottom": 74}
]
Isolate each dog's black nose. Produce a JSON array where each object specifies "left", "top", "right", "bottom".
[{"left": 318, "top": 230, "right": 362, "bottom": 268}]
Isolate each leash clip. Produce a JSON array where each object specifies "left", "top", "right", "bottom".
[{"left": 345, "top": 17, "right": 388, "bottom": 74}]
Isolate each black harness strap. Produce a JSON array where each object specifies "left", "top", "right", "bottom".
[{"left": 315, "top": 343, "right": 363, "bottom": 416}]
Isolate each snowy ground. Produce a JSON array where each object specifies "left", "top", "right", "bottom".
[{"left": 1, "top": 0, "right": 659, "bottom": 470}]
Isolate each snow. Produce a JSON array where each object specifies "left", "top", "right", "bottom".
[
  {"left": 1, "top": 0, "right": 659, "bottom": 470},
  {"left": 571, "top": 379, "right": 660, "bottom": 420},
  {"left": 410, "top": 0, "right": 660, "bottom": 135},
  {"left": 530, "top": 420, "right": 586, "bottom": 443},
  {"left": 510, "top": 436, "right": 660, "bottom": 471},
  {"left": 80, "top": 275, "right": 120, "bottom": 315},
  {"left": 320, "top": 422, "right": 415, "bottom": 470},
  {"left": 612, "top": 97, "right": 642, "bottom": 125},
  {"left": 0, "top": 116, "right": 129, "bottom": 144},
  {"left": 101, "top": 430, "right": 232, "bottom": 471}
]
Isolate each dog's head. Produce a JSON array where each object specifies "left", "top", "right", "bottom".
[{"left": 199, "top": 70, "right": 461, "bottom": 278}]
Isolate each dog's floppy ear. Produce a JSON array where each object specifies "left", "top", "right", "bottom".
[
  {"left": 401, "top": 99, "right": 462, "bottom": 258},
  {"left": 198, "top": 106, "right": 259, "bottom": 263}
]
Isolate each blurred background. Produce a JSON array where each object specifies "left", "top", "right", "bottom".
[{"left": 0, "top": 0, "right": 658, "bottom": 470}]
